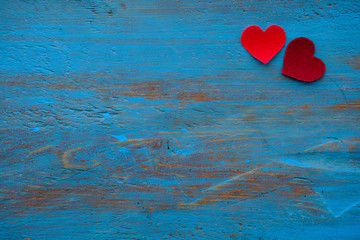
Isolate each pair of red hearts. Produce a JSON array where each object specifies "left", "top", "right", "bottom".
[{"left": 241, "top": 25, "right": 325, "bottom": 82}]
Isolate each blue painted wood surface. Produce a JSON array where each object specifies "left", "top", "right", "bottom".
[{"left": 1, "top": 0, "right": 360, "bottom": 239}]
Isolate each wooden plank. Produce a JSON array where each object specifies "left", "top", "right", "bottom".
[{"left": 1, "top": 0, "right": 359, "bottom": 239}]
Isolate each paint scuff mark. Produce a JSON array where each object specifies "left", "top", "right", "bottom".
[
  {"left": 305, "top": 140, "right": 360, "bottom": 153},
  {"left": 180, "top": 128, "right": 189, "bottom": 132},
  {"left": 110, "top": 135, "right": 127, "bottom": 142}
]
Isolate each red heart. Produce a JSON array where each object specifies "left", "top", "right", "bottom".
[
  {"left": 282, "top": 37, "right": 325, "bottom": 82},
  {"left": 241, "top": 25, "right": 286, "bottom": 64}
]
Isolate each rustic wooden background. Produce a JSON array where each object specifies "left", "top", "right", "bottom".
[{"left": 1, "top": 0, "right": 359, "bottom": 239}]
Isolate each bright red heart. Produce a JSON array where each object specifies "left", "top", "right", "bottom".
[
  {"left": 282, "top": 37, "right": 325, "bottom": 82},
  {"left": 241, "top": 25, "right": 286, "bottom": 64}
]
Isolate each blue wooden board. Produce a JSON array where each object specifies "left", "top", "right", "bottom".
[{"left": 1, "top": 0, "right": 360, "bottom": 239}]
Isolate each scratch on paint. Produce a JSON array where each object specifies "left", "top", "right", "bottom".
[
  {"left": 305, "top": 140, "right": 360, "bottom": 153},
  {"left": 316, "top": 192, "right": 360, "bottom": 218},
  {"left": 335, "top": 201, "right": 360, "bottom": 217},
  {"left": 203, "top": 167, "right": 262, "bottom": 192}
]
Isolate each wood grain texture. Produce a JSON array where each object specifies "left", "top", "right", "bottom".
[{"left": 0, "top": 0, "right": 359, "bottom": 239}]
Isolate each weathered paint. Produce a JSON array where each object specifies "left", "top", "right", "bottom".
[{"left": 1, "top": 0, "right": 360, "bottom": 239}]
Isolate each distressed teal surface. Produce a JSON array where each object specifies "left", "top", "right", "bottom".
[{"left": 1, "top": 0, "right": 360, "bottom": 239}]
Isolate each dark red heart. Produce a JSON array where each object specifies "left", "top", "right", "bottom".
[
  {"left": 241, "top": 25, "right": 286, "bottom": 64},
  {"left": 282, "top": 37, "right": 325, "bottom": 82}
]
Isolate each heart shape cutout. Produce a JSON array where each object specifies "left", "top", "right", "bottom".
[
  {"left": 241, "top": 25, "right": 286, "bottom": 64},
  {"left": 282, "top": 37, "right": 325, "bottom": 82}
]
